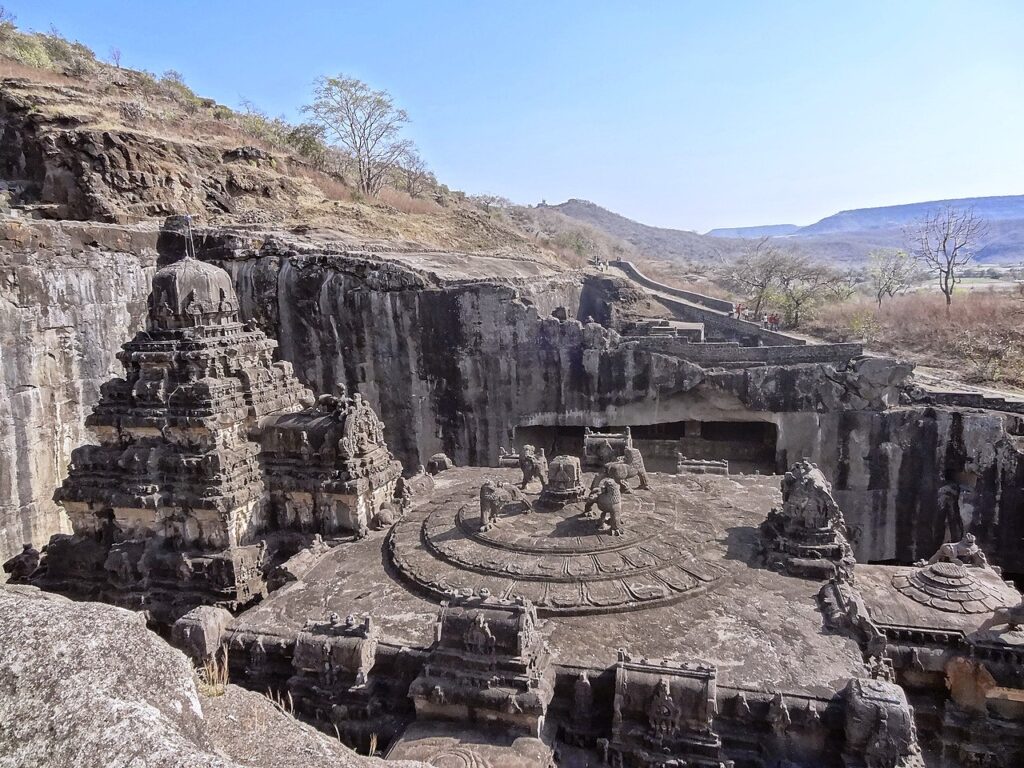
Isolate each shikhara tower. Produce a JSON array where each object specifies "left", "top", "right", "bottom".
[{"left": 41, "top": 246, "right": 401, "bottom": 621}]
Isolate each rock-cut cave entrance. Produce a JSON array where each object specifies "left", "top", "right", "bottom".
[{"left": 513, "top": 420, "right": 778, "bottom": 474}]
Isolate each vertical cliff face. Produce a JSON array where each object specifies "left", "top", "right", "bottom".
[
  {"left": 219, "top": 246, "right": 703, "bottom": 469},
  {"left": 2, "top": 220, "right": 1023, "bottom": 575},
  {"left": 0, "top": 220, "right": 156, "bottom": 561}
]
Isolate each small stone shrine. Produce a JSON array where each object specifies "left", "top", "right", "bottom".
[
  {"left": 539, "top": 455, "right": 586, "bottom": 506},
  {"left": 261, "top": 390, "right": 402, "bottom": 536},
  {"left": 408, "top": 595, "right": 555, "bottom": 737},
  {"left": 760, "top": 459, "right": 854, "bottom": 580},
  {"left": 609, "top": 651, "right": 729, "bottom": 767}
]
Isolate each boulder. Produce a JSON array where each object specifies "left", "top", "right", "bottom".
[
  {"left": 0, "top": 585, "right": 425, "bottom": 768},
  {"left": 172, "top": 606, "right": 234, "bottom": 663}
]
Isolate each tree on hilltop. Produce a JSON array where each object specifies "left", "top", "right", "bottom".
[
  {"left": 907, "top": 205, "right": 987, "bottom": 313},
  {"left": 303, "top": 75, "right": 413, "bottom": 196}
]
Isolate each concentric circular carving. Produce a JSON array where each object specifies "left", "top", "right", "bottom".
[
  {"left": 388, "top": 480, "right": 727, "bottom": 616},
  {"left": 892, "top": 562, "right": 1015, "bottom": 614}
]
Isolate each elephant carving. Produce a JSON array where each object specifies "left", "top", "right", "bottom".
[
  {"left": 592, "top": 446, "right": 649, "bottom": 494},
  {"left": 480, "top": 480, "right": 530, "bottom": 531}
]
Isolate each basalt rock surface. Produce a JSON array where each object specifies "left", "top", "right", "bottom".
[{"left": 0, "top": 585, "right": 425, "bottom": 768}]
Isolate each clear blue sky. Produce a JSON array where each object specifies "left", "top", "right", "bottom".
[{"left": 8, "top": 1, "right": 1024, "bottom": 231}]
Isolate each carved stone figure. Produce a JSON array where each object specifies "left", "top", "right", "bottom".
[
  {"left": 479, "top": 480, "right": 530, "bottom": 531},
  {"left": 926, "top": 532, "right": 989, "bottom": 568},
  {"left": 572, "top": 672, "right": 594, "bottom": 730},
  {"left": 582, "top": 427, "right": 633, "bottom": 469},
  {"left": 842, "top": 678, "right": 924, "bottom": 768},
  {"left": 518, "top": 445, "right": 549, "bottom": 490},
  {"left": 426, "top": 453, "right": 453, "bottom": 475},
  {"left": 767, "top": 692, "right": 791, "bottom": 735},
  {"left": 585, "top": 478, "right": 624, "bottom": 536},
  {"left": 592, "top": 446, "right": 650, "bottom": 494},
  {"left": 760, "top": 460, "right": 854, "bottom": 580},
  {"left": 2, "top": 543, "right": 39, "bottom": 583},
  {"left": 539, "top": 455, "right": 586, "bottom": 506}
]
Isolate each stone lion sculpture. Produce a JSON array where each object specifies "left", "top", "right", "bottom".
[
  {"left": 479, "top": 480, "right": 530, "bottom": 531},
  {"left": 592, "top": 446, "right": 650, "bottom": 494},
  {"left": 584, "top": 477, "right": 623, "bottom": 536},
  {"left": 518, "top": 445, "right": 549, "bottom": 490},
  {"left": 926, "top": 532, "right": 989, "bottom": 568}
]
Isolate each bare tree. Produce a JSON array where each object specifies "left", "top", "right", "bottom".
[
  {"left": 868, "top": 248, "right": 918, "bottom": 307},
  {"left": 776, "top": 254, "right": 842, "bottom": 327},
  {"left": 108, "top": 46, "right": 122, "bottom": 68},
  {"left": 397, "top": 146, "right": 433, "bottom": 198},
  {"left": 303, "top": 75, "right": 412, "bottom": 196},
  {"left": 907, "top": 205, "right": 987, "bottom": 312},
  {"left": 470, "top": 193, "right": 512, "bottom": 213},
  {"left": 0, "top": 5, "right": 14, "bottom": 25},
  {"left": 724, "top": 237, "right": 787, "bottom": 317}
]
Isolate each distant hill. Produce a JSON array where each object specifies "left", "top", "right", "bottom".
[
  {"left": 545, "top": 199, "right": 746, "bottom": 264},
  {"left": 553, "top": 195, "right": 1024, "bottom": 265},
  {"left": 706, "top": 224, "right": 800, "bottom": 238},
  {"left": 796, "top": 195, "right": 1024, "bottom": 236}
]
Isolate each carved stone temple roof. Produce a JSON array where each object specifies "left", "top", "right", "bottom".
[
  {"left": 892, "top": 561, "right": 1017, "bottom": 614},
  {"left": 149, "top": 255, "right": 241, "bottom": 330}
]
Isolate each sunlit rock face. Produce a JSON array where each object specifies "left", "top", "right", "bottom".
[{"left": 4, "top": 219, "right": 1024, "bottom": 577}]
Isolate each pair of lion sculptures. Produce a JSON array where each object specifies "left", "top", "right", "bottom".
[{"left": 478, "top": 444, "right": 649, "bottom": 536}]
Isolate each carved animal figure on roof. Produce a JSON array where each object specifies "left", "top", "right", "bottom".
[
  {"left": 585, "top": 477, "right": 623, "bottom": 536},
  {"left": 779, "top": 460, "right": 843, "bottom": 531},
  {"left": 518, "top": 445, "right": 548, "bottom": 490},
  {"left": 479, "top": 480, "right": 530, "bottom": 531},
  {"left": 592, "top": 446, "right": 650, "bottom": 494},
  {"left": 927, "top": 532, "right": 989, "bottom": 568}
]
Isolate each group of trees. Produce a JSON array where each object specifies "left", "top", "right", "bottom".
[
  {"left": 723, "top": 239, "right": 856, "bottom": 327},
  {"left": 725, "top": 205, "right": 989, "bottom": 328}
]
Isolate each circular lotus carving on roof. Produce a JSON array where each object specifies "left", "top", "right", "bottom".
[
  {"left": 388, "top": 479, "right": 726, "bottom": 616},
  {"left": 892, "top": 562, "right": 1013, "bottom": 614}
]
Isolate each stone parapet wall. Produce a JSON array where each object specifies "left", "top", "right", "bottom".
[
  {"left": 611, "top": 259, "right": 736, "bottom": 313},
  {"left": 628, "top": 338, "right": 864, "bottom": 365}
]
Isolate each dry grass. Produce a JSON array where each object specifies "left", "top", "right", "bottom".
[
  {"left": 295, "top": 168, "right": 357, "bottom": 203},
  {"left": 375, "top": 187, "right": 441, "bottom": 215},
  {"left": 805, "top": 288, "right": 1024, "bottom": 388},
  {"left": 196, "top": 646, "right": 230, "bottom": 697},
  {"left": 265, "top": 687, "right": 295, "bottom": 717},
  {"left": 0, "top": 56, "right": 75, "bottom": 84}
]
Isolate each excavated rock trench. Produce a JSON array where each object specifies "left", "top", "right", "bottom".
[{"left": 2, "top": 219, "right": 1024, "bottom": 576}]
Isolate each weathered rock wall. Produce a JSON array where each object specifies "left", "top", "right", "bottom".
[
  {"left": 0, "top": 219, "right": 156, "bottom": 562},
  {"left": 3, "top": 221, "right": 1023, "bottom": 574}
]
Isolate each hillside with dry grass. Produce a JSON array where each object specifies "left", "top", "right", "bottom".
[
  {"left": 0, "top": 20, "right": 643, "bottom": 271},
  {"left": 804, "top": 289, "right": 1024, "bottom": 390}
]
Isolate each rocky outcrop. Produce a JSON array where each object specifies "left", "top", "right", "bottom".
[
  {"left": 0, "top": 585, "right": 424, "bottom": 767},
  {"left": 0, "top": 80, "right": 300, "bottom": 222}
]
